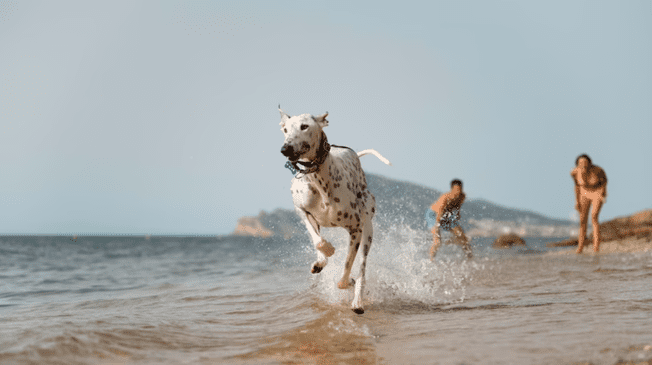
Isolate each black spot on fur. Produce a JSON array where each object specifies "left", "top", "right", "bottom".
[
  {"left": 334, "top": 197, "right": 340, "bottom": 202},
  {"left": 337, "top": 211, "right": 342, "bottom": 215},
  {"left": 357, "top": 192, "right": 362, "bottom": 199}
]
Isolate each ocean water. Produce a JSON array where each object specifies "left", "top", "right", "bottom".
[{"left": 1, "top": 225, "right": 651, "bottom": 365}]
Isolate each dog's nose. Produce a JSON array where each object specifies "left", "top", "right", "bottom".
[{"left": 281, "top": 144, "right": 294, "bottom": 157}]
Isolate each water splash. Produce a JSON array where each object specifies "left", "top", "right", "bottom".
[{"left": 310, "top": 222, "right": 484, "bottom": 310}]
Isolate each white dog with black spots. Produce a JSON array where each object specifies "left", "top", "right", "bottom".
[{"left": 279, "top": 106, "right": 391, "bottom": 314}]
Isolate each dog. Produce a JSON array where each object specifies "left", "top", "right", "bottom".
[{"left": 278, "top": 106, "right": 391, "bottom": 314}]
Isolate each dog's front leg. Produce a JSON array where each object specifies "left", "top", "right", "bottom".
[{"left": 296, "top": 208, "right": 335, "bottom": 274}]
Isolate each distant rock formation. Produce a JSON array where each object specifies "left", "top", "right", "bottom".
[
  {"left": 232, "top": 209, "right": 306, "bottom": 239},
  {"left": 493, "top": 234, "right": 526, "bottom": 248},
  {"left": 547, "top": 209, "right": 652, "bottom": 247},
  {"left": 233, "top": 216, "right": 274, "bottom": 238},
  {"left": 233, "top": 173, "right": 577, "bottom": 239}
]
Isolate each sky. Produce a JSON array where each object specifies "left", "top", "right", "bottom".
[{"left": 0, "top": 0, "right": 650, "bottom": 235}]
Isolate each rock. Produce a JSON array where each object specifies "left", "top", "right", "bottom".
[
  {"left": 493, "top": 233, "right": 526, "bottom": 248},
  {"left": 232, "top": 216, "right": 273, "bottom": 238},
  {"left": 547, "top": 237, "right": 583, "bottom": 247},
  {"left": 598, "top": 209, "right": 652, "bottom": 242},
  {"left": 230, "top": 209, "right": 307, "bottom": 239}
]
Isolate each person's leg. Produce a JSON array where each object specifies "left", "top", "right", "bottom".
[
  {"left": 590, "top": 197, "right": 604, "bottom": 252},
  {"left": 576, "top": 195, "right": 591, "bottom": 254},
  {"left": 430, "top": 225, "right": 442, "bottom": 260},
  {"left": 452, "top": 226, "right": 472, "bottom": 259}
]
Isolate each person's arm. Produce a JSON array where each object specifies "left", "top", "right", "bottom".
[
  {"left": 432, "top": 195, "right": 447, "bottom": 225},
  {"left": 571, "top": 169, "right": 580, "bottom": 211},
  {"left": 599, "top": 168, "right": 607, "bottom": 200}
]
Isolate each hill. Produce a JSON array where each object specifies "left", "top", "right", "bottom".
[{"left": 233, "top": 173, "right": 576, "bottom": 238}]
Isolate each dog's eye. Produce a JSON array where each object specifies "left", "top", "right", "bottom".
[
  {"left": 300, "top": 124, "right": 308, "bottom": 131},
  {"left": 284, "top": 128, "right": 287, "bottom": 133}
]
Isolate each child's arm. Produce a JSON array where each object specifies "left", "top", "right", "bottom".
[{"left": 432, "top": 194, "right": 448, "bottom": 224}]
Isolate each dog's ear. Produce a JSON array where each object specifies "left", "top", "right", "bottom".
[
  {"left": 279, "top": 105, "right": 290, "bottom": 126},
  {"left": 312, "top": 112, "right": 328, "bottom": 128}
]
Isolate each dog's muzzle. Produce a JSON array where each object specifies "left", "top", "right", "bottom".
[{"left": 280, "top": 142, "right": 309, "bottom": 161}]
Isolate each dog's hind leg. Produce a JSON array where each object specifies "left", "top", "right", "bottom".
[
  {"left": 351, "top": 218, "right": 373, "bottom": 314},
  {"left": 338, "top": 226, "right": 362, "bottom": 290},
  {"left": 296, "top": 209, "right": 334, "bottom": 274}
]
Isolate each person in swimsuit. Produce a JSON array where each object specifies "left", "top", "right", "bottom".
[
  {"left": 571, "top": 154, "right": 607, "bottom": 253},
  {"left": 429, "top": 179, "right": 472, "bottom": 260}
]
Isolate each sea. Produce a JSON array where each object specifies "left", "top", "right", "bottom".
[{"left": 1, "top": 223, "right": 651, "bottom": 365}]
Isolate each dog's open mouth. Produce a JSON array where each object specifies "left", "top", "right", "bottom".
[{"left": 284, "top": 154, "right": 299, "bottom": 163}]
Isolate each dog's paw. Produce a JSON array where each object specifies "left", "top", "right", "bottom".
[
  {"left": 311, "top": 261, "right": 325, "bottom": 274},
  {"left": 316, "top": 239, "right": 335, "bottom": 257},
  {"left": 337, "top": 278, "right": 355, "bottom": 289}
]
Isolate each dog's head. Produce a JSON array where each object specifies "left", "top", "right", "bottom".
[{"left": 278, "top": 106, "right": 329, "bottom": 162}]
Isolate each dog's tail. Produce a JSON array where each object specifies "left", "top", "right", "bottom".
[{"left": 357, "top": 149, "right": 392, "bottom": 166}]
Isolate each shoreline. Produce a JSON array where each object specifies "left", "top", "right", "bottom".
[{"left": 548, "top": 236, "right": 652, "bottom": 255}]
